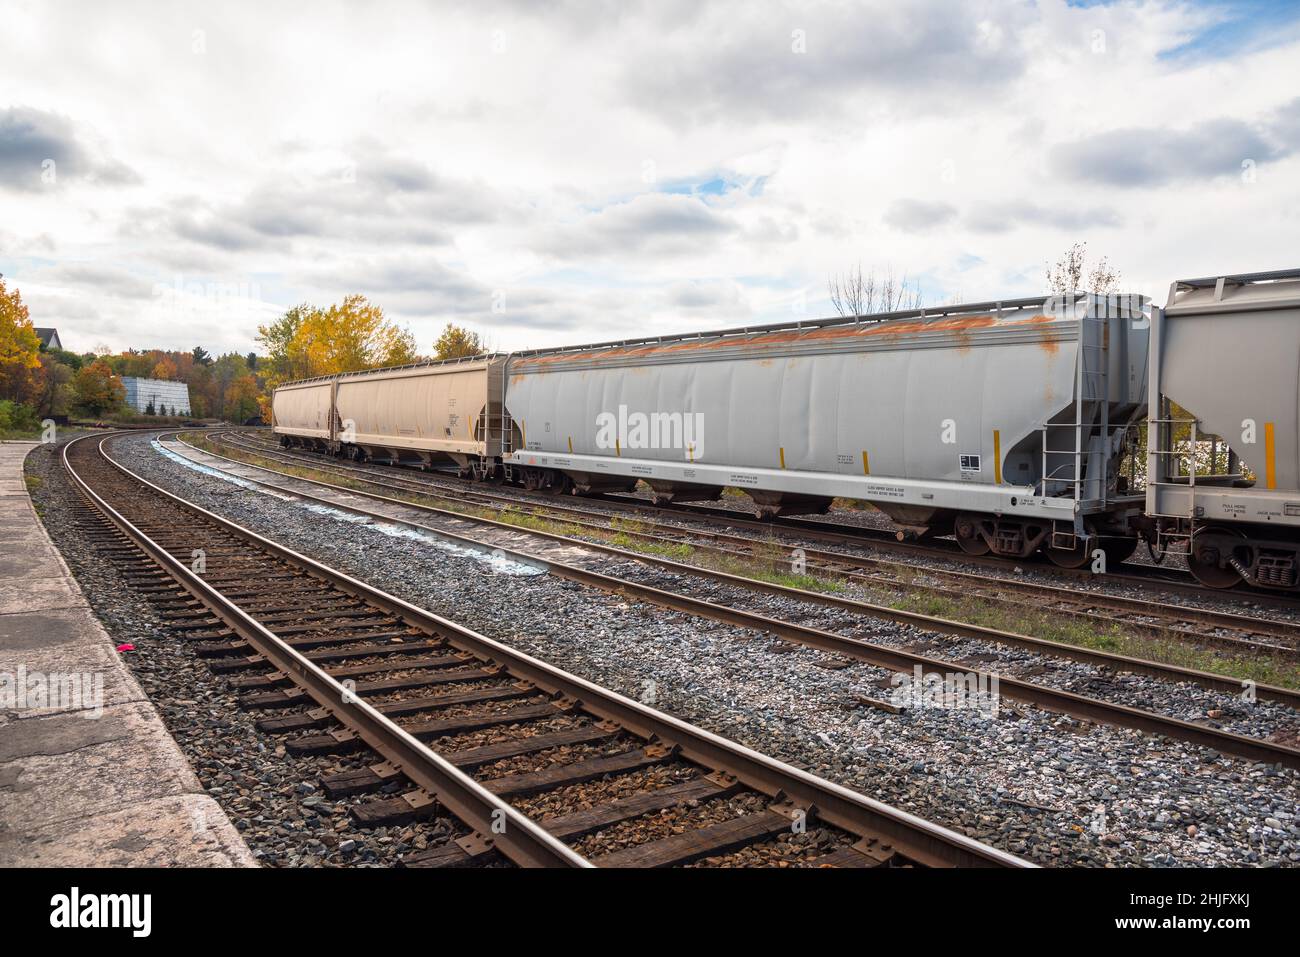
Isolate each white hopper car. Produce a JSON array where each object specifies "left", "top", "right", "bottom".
[{"left": 272, "top": 268, "right": 1300, "bottom": 591}]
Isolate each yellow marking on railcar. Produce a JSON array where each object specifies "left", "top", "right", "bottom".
[
  {"left": 688, "top": 443, "right": 694, "bottom": 463},
  {"left": 616, "top": 437, "right": 621, "bottom": 457},
  {"left": 779, "top": 447, "right": 786, "bottom": 469},
  {"left": 993, "top": 430, "right": 1002, "bottom": 484},
  {"left": 568, "top": 436, "right": 573, "bottom": 453},
  {"left": 1265, "top": 422, "right": 1276, "bottom": 489},
  {"left": 862, "top": 451, "right": 870, "bottom": 475}
]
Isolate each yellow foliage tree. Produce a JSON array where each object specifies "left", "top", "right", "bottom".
[
  {"left": 257, "top": 296, "right": 418, "bottom": 388},
  {"left": 152, "top": 356, "right": 179, "bottom": 380},
  {"left": 433, "top": 322, "right": 483, "bottom": 360},
  {"left": 224, "top": 373, "right": 261, "bottom": 423},
  {"left": 0, "top": 276, "right": 41, "bottom": 376},
  {"left": 256, "top": 304, "right": 314, "bottom": 389}
]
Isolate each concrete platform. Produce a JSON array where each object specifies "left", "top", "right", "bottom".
[{"left": 0, "top": 440, "right": 256, "bottom": 867}]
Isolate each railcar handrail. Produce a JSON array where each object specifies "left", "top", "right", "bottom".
[
  {"left": 274, "top": 291, "right": 1153, "bottom": 391},
  {"left": 278, "top": 351, "right": 507, "bottom": 389},
  {"left": 506, "top": 292, "right": 1144, "bottom": 360},
  {"left": 1173, "top": 268, "right": 1300, "bottom": 289}
]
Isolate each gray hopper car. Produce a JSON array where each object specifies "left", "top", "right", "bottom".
[
  {"left": 1146, "top": 269, "right": 1300, "bottom": 590},
  {"left": 503, "top": 293, "right": 1150, "bottom": 570},
  {"left": 271, "top": 267, "right": 1300, "bottom": 591}
]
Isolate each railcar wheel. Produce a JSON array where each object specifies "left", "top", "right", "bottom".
[
  {"left": 954, "top": 515, "right": 990, "bottom": 556},
  {"left": 1045, "top": 534, "right": 1092, "bottom": 569},
  {"left": 1188, "top": 526, "right": 1249, "bottom": 590},
  {"left": 1099, "top": 536, "right": 1138, "bottom": 568}
]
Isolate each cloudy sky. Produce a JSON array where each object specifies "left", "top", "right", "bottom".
[{"left": 1, "top": 0, "right": 1298, "bottom": 357}]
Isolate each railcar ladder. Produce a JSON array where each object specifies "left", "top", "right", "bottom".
[
  {"left": 1040, "top": 311, "right": 1110, "bottom": 546},
  {"left": 499, "top": 410, "right": 515, "bottom": 455},
  {"left": 477, "top": 408, "right": 515, "bottom": 457}
]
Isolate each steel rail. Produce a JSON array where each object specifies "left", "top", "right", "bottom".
[
  {"left": 206, "top": 431, "right": 1300, "bottom": 654},
  {"left": 86, "top": 431, "right": 1029, "bottom": 868},
  {"left": 168, "top": 433, "right": 1300, "bottom": 769},
  {"left": 188, "top": 434, "right": 1300, "bottom": 705},
  {"left": 62, "top": 433, "right": 590, "bottom": 869},
  {"left": 224, "top": 428, "right": 1300, "bottom": 612},
  {"left": 610, "top": 493, "right": 1300, "bottom": 607}
]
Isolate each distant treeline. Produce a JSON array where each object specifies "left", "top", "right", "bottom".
[{"left": 2, "top": 275, "right": 486, "bottom": 438}]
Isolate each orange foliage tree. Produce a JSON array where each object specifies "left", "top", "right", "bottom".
[{"left": 75, "top": 359, "right": 126, "bottom": 415}]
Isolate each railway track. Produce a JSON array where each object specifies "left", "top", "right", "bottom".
[
  {"left": 62, "top": 432, "right": 1027, "bottom": 868},
  {"left": 221, "top": 428, "right": 1300, "bottom": 613},
  {"left": 165, "top": 430, "right": 1300, "bottom": 770},
  {"left": 208, "top": 430, "right": 1298, "bottom": 659}
]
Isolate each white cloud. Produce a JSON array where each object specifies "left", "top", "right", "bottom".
[{"left": 0, "top": 0, "right": 1297, "bottom": 357}]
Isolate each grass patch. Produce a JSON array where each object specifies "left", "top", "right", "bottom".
[
  {"left": 872, "top": 573, "right": 1300, "bottom": 689},
  {"left": 182, "top": 431, "right": 1300, "bottom": 688}
]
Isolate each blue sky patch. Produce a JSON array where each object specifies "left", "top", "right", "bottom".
[{"left": 1156, "top": 0, "right": 1300, "bottom": 60}]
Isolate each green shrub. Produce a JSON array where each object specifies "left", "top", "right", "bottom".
[{"left": 0, "top": 400, "right": 41, "bottom": 436}]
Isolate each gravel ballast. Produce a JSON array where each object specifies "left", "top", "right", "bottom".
[{"left": 29, "top": 432, "right": 1300, "bottom": 867}]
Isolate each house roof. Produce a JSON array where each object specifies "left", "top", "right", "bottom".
[{"left": 33, "top": 327, "right": 60, "bottom": 348}]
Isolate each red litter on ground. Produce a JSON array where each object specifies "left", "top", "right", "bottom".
[{"left": 116, "top": 643, "right": 135, "bottom": 653}]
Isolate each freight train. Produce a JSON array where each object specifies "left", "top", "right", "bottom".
[{"left": 271, "top": 268, "right": 1300, "bottom": 592}]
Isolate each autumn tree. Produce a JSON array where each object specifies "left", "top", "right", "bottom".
[
  {"left": 152, "top": 356, "right": 179, "bottom": 380},
  {"left": 297, "top": 295, "right": 418, "bottom": 374},
  {"left": 224, "top": 373, "right": 261, "bottom": 423},
  {"left": 0, "top": 276, "right": 44, "bottom": 424},
  {"left": 432, "top": 323, "right": 484, "bottom": 360},
  {"left": 258, "top": 297, "right": 417, "bottom": 386},
  {"left": 75, "top": 359, "right": 125, "bottom": 415},
  {"left": 208, "top": 353, "right": 252, "bottom": 415},
  {"left": 256, "top": 304, "right": 312, "bottom": 387},
  {"left": 1, "top": 276, "right": 41, "bottom": 396},
  {"left": 32, "top": 356, "right": 76, "bottom": 418},
  {"left": 188, "top": 363, "right": 212, "bottom": 417}
]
